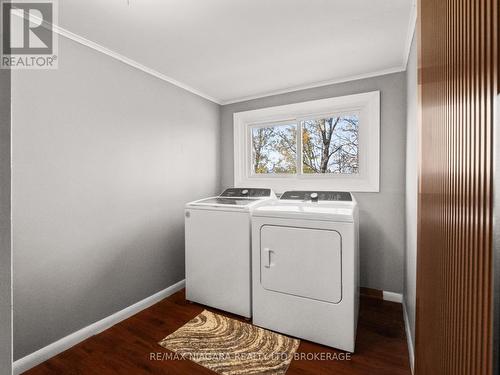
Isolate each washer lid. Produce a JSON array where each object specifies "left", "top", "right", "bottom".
[
  {"left": 186, "top": 187, "right": 277, "bottom": 210},
  {"left": 252, "top": 201, "right": 356, "bottom": 222},
  {"left": 187, "top": 197, "right": 262, "bottom": 209}
]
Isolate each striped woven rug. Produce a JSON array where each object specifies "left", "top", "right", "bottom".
[{"left": 158, "top": 310, "right": 300, "bottom": 375}]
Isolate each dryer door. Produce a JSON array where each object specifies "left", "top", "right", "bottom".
[{"left": 260, "top": 225, "right": 342, "bottom": 304}]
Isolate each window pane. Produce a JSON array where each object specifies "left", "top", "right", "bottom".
[
  {"left": 302, "top": 115, "right": 359, "bottom": 174},
  {"left": 251, "top": 123, "right": 297, "bottom": 174}
]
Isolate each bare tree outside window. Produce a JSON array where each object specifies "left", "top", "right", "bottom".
[
  {"left": 302, "top": 115, "right": 359, "bottom": 174},
  {"left": 250, "top": 114, "right": 358, "bottom": 175},
  {"left": 251, "top": 124, "right": 296, "bottom": 174}
]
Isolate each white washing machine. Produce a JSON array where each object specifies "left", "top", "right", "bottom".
[
  {"left": 185, "top": 188, "right": 276, "bottom": 318},
  {"left": 251, "top": 190, "right": 359, "bottom": 352}
]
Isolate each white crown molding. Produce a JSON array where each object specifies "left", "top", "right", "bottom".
[
  {"left": 52, "top": 25, "right": 222, "bottom": 104},
  {"left": 24, "top": 11, "right": 414, "bottom": 108},
  {"left": 402, "top": 0, "right": 417, "bottom": 70},
  {"left": 16, "top": 11, "right": 221, "bottom": 104},
  {"left": 12, "top": 279, "right": 186, "bottom": 375},
  {"left": 220, "top": 66, "right": 405, "bottom": 105}
]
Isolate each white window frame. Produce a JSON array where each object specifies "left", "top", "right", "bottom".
[{"left": 233, "top": 91, "right": 380, "bottom": 193}]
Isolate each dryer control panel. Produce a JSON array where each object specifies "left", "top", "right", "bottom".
[
  {"left": 280, "top": 191, "right": 352, "bottom": 202},
  {"left": 220, "top": 188, "right": 273, "bottom": 198}
]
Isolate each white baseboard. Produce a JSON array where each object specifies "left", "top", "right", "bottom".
[
  {"left": 13, "top": 279, "right": 185, "bottom": 375},
  {"left": 403, "top": 301, "right": 415, "bottom": 374},
  {"left": 382, "top": 291, "right": 403, "bottom": 303}
]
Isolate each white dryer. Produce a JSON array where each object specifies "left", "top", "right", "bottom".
[
  {"left": 251, "top": 190, "right": 359, "bottom": 352},
  {"left": 185, "top": 188, "right": 276, "bottom": 318}
]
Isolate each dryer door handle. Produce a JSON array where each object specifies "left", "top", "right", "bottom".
[{"left": 263, "top": 248, "right": 274, "bottom": 268}]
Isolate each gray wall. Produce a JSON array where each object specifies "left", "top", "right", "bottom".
[
  {"left": 404, "top": 32, "right": 417, "bottom": 355},
  {"left": 221, "top": 72, "right": 406, "bottom": 293},
  {"left": 12, "top": 37, "right": 220, "bottom": 359},
  {"left": 0, "top": 68, "right": 12, "bottom": 373}
]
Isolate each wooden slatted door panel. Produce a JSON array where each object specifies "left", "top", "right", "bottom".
[{"left": 416, "top": 0, "right": 498, "bottom": 374}]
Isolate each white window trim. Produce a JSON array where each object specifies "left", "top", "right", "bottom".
[{"left": 233, "top": 91, "right": 380, "bottom": 193}]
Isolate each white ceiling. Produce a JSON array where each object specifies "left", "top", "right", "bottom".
[{"left": 58, "top": 0, "right": 415, "bottom": 104}]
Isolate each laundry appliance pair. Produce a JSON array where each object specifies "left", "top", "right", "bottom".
[{"left": 185, "top": 188, "right": 359, "bottom": 352}]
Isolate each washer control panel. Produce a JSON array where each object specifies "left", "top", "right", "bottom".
[
  {"left": 280, "top": 191, "right": 352, "bottom": 202},
  {"left": 220, "top": 188, "right": 272, "bottom": 198}
]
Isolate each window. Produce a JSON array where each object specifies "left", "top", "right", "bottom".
[
  {"left": 251, "top": 122, "right": 297, "bottom": 174},
  {"left": 249, "top": 115, "right": 359, "bottom": 176},
  {"left": 301, "top": 115, "right": 359, "bottom": 174},
  {"left": 234, "top": 91, "right": 380, "bottom": 192}
]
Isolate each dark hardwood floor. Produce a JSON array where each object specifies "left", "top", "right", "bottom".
[{"left": 25, "top": 289, "right": 412, "bottom": 375}]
